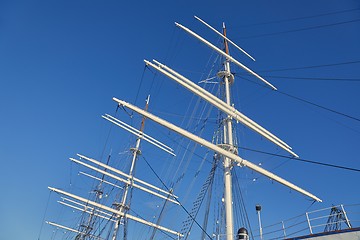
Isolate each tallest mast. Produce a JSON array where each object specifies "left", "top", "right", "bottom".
[{"left": 221, "top": 22, "right": 235, "bottom": 240}]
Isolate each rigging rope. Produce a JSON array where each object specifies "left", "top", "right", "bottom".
[
  {"left": 240, "top": 76, "right": 360, "bottom": 124},
  {"left": 180, "top": 158, "right": 218, "bottom": 239},
  {"left": 239, "top": 8, "right": 360, "bottom": 27},
  {"left": 263, "top": 75, "right": 360, "bottom": 82},
  {"left": 256, "top": 60, "right": 360, "bottom": 73},
  {"left": 240, "top": 18, "right": 360, "bottom": 39},
  {"left": 239, "top": 146, "right": 360, "bottom": 172},
  {"left": 141, "top": 155, "right": 214, "bottom": 240},
  {"left": 277, "top": 90, "right": 360, "bottom": 123},
  {"left": 37, "top": 191, "right": 52, "bottom": 240}
]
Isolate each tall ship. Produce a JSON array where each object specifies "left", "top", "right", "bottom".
[{"left": 40, "top": 16, "right": 360, "bottom": 240}]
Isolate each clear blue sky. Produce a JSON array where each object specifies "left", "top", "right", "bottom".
[{"left": 1, "top": 1, "right": 359, "bottom": 239}]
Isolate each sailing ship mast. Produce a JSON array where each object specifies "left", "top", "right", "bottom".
[
  {"left": 47, "top": 96, "right": 181, "bottom": 239},
  {"left": 111, "top": 95, "right": 150, "bottom": 240},
  {"left": 45, "top": 16, "right": 323, "bottom": 240},
  {"left": 221, "top": 22, "right": 236, "bottom": 240},
  {"left": 129, "top": 16, "right": 321, "bottom": 239}
]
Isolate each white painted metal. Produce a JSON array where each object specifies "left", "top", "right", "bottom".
[
  {"left": 113, "top": 98, "right": 322, "bottom": 202},
  {"left": 77, "top": 154, "right": 178, "bottom": 198},
  {"left": 104, "top": 114, "right": 174, "bottom": 152},
  {"left": 111, "top": 99, "right": 149, "bottom": 240},
  {"left": 341, "top": 204, "right": 352, "bottom": 228},
  {"left": 175, "top": 22, "right": 277, "bottom": 90},
  {"left": 102, "top": 114, "right": 176, "bottom": 156},
  {"left": 223, "top": 59, "right": 235, "bottom": 240},
  {"left": 48, "top": 187, "right": 183, "bottom": 237},
  {"left": 58, "top": 200, "right": 117, "bottom": 222},
  {"left": 194, "top": 16, "right": 256, "bottom": 61},
  {"left": 79, "top": 171, "right": 123, "bottom": 189},
  {"left": 151, "top": 59, "right": 289, "bottom": 148},
  {"left": 46, "top": 221, "right": 103, "bottom": 239},
  {"left": 102, "top": 116, "right": 175, "bottom": 156},
  {"left": 61, "top": 197, "right": 114, "bottom": 218},
  {"left": 257, "top": 210, "right": 263, "bottom": 240},
  {"left": 70, "top": 157, "right": 179, "bottom": 205},
  {"left": 146, "top": 59, "right": 298, "bottom": 157}
]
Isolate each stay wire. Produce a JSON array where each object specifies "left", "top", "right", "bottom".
[
  {"left": 254, "top": 60, "right": 360, "bottom": 73},
  {"left": 134, "top": 66, "right": 147, "bottom": 107},
  {"left": 240, "top": 18, "right": 360, "bottom": 39},
  {"left": 141, "top": 155, "right": 214, "bottom": 240},
  {"left": 239, "top": 146, "right": 360, "bottom": 173},
  {"left": 262, "top": 75, "right": 360, "bottom": 82},
  {"left": 239, "top": 76, "right": 360, "bottom": 123},
  {"left": 37, "top": 191, "right": 52, "bottom": 240},
  {"left": 277, "top": 90, "right": 360, "bottom": 123},
  {"left": 239, "top": 8, "right": 360, "bottom": 27}
]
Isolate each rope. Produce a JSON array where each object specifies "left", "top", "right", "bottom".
[
  {"left": 37, "top": 191, "right": 52, "bottom": 240},
  {"left": 240, "top": 18, "right": 360, "bottom": 39},
  {"left": 141, "top": 155, "right": 214, "bottom": 240},
  {"left": 239, "top": 146, "right": 360, "bottom": 173}
]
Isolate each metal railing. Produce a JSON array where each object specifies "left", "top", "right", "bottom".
[{"left": 251, "top": 203, "right": 360, "bottom": 240}]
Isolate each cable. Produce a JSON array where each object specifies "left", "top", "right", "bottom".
[
  {"left": 239, "top": 76, "right": 360, "bottom": 123},
  {"left": 277, "top": 90, "right": 360, "bottom": 123},
  {"left": 240, "top": 18, "right": 360, "bottom": 39},
  {"left": 254, "top": 60, "right": 360, "bottom": 73},
  {"left": 239, "top": 146, "right": 360, "bottom": 173},
  {"left": 37, "top": 191, "right": 52, "bottom": 240},
  {"left": 261, "top": 75, "right": 360, "bottom": 82},
  {"left": 239, "top": 8, "right": 360, "bottom": 27},
  {"left": 141, "top": 155, "right": 214, "bottom": 240},
  {"left": 134, "top": 66, "right": 147, "bottom": 107}
]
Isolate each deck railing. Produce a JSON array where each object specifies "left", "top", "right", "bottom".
[{"left": 251, "top": 203, "right": 360, "bottom": 240}]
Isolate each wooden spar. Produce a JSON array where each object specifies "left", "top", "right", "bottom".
[
  {"left": 113, "top": 98, "right": 322, "bottom": 202},
  {"left": 194, "top": 16, "right": 256, "bottom": 61},
  {"left": 223, "top": 22, "right": 230, "bottom": 55}
]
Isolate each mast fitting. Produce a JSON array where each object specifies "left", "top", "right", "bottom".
[{"left": 217, "top": 70, "right": 234, "bottom": 85}]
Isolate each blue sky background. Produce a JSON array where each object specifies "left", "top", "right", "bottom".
[{"left": 1, "top": 1, "right": 360, "bottom": 239}]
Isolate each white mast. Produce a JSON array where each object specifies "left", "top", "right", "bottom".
[
  {"left": 221, "top": 22, "right": 235, "bottom": 240},
  {"left": 111, "top": 96, "right": 150, "bottom": 240}
]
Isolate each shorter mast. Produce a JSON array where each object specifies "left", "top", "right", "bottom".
[{"left": 111, "top": 95, "right": 149, "bottom": 240}]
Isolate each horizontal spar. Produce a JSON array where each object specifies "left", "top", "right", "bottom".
[
  {"left": 146, "top": 59, "right": 298, "bottom": 157},
  {"left": 58, "top": 200, "right": 117, "bottom": 222},
  {"left": 48, "top": 187, "right": 183, "bottom": 237},
  {"left": 77, "top": 154, "right": 178, "bottom": 199},
  {"left": 102, "top": 114, "right": 175, "bottom": 156},
  {"left": 194, "top": 15, "right": 256, "bottom": 61},
  {"left": 114, "top": 98, "right": 321, "bottom": 202},
  {"left": 70, "top": 157, "right": 179, "bottom": 204},
  {"left": 175, "top": 21, "right": 277, "bottom": 90},
  {"left": 46, "top": 221, "right": 103, "bottom": 239}
]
